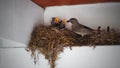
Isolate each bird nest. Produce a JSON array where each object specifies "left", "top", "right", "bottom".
[{"left": 26, "top": 24, "right": 120, "bottom": 68}]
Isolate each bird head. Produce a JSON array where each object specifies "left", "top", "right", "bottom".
[
  {"left": 67, "top": 18, "right": 78, "bottom": 24},
  {"left": 51, "top": 17, "right": 60, "bottom": 23},
  {"left": 62, "top": 19, "right": 67, "bottom": 24}
]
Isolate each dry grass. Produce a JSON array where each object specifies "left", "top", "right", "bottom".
[{"left": 26, "top": 25, "right": 120, "bottom": 68}]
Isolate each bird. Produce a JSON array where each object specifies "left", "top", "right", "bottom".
[
  {"left": 51, "top": 17, "right": 67, "bottom": 29},
  {"left": 59, "top": 19, "right": 66, "bottom": 29},
  {"left": 51, "top": 17, "right": 60, "bottom": 28},
  {"left": 67, "top": 18, "right": 94, "bottom": 37}
]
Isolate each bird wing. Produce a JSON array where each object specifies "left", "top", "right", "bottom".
[{"left": 80, "top": 24, "right": 93, "bottom": 31}]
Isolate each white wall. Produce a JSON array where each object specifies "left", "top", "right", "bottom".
[
  {"left": 0, "top": 0, "right": 44, "bottom": 47},
  {"left": 0, "top": 1, "right": 120, "bottom": 68},
  {"left": 0, "top": 46, "right": 120, "bottom": 68},
  {"left": 0, "top": 48, "right": 50, "bottom": 68},
  {"left": 44, "top": 3, "right": 120, "bottom": 30}
]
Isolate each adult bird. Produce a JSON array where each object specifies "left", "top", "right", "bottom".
[{"left": 67, "top": 18, "right": 94, "bottom": 37}]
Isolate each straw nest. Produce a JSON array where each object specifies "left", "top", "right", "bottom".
[{"left": 26, "top": 25, "right": 120, "bottom": 68}]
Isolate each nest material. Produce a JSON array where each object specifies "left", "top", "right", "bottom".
[{"left": 26, "top": 25, "right": 120, "bottom": 68}]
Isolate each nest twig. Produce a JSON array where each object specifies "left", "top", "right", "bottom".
[{"left": 26, "top": 25, "right": 120, "bottom": 68}]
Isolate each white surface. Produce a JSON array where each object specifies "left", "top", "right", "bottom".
[
  {"left": 0, "top": 1, "right": 120, "bottom": 68},
  {"left": 0, "top": 37, "right": 26, "bottom": 48},
  {"left": 44, "top": 3, "right": 120, "bottom": 30},
  {"left": 0, "top": 0, "right": 44, "bottom": 45},
  {"left": 0, "top": 46, "right": 120, "bottom": 68},
  {"left": 0, "top": 48, "right": 49, "bottom": 68}
]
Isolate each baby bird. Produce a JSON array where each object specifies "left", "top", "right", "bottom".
[
  {"left": 67, "top": 18, "right": 94, "bottom": 37},
  {"left": 51, "top": 17, "right": 60, "bottom": 28},
  {"left": 59, "top": 19, "right": 66, "bottom": 29}
]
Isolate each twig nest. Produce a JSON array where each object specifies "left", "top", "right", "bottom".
[{"left": 27, "top": 25, "right": 120, "bottom": 68}]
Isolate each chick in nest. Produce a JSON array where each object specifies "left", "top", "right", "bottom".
[
  {"left": 59, "top": 19, "right": 66, "bottom": 29},
  {"left": 51, "top": 17, "right": 66, "bottom": 29},
  {"left": 51, "top": 17, "right": 61, "bottom": 28}
]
